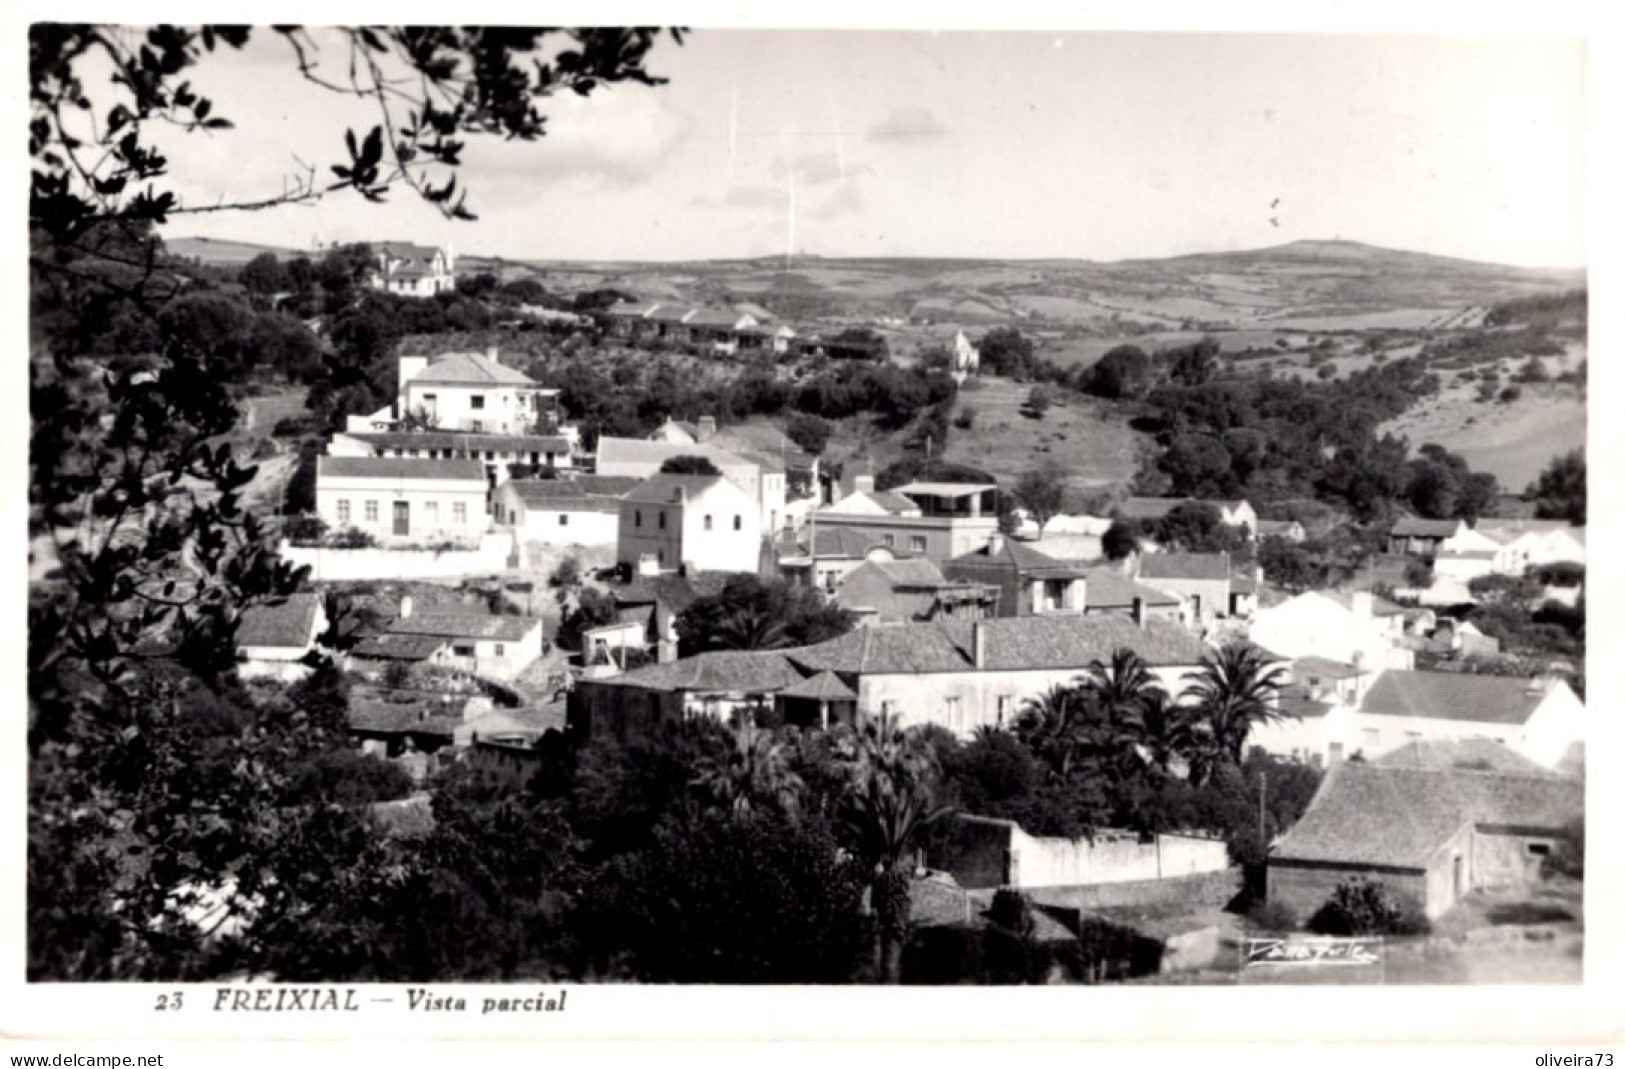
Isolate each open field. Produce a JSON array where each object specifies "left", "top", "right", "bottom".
[{"left": 942, "top": 378, "right": 1148, "bottom": 495}]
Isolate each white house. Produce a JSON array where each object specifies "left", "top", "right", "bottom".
[
  {"left": 235, "top": 593, "right": 328, "bottom": 681},
  {"left": 1474, "top": 519, "right": 1586, "bottom": 573},
  {"left": 596, "top": 436, "right": 788, "bottom": 534},
  {"left": 1253, "top": 669, "right": 1584, "bottom": 772},
  {"left": 616, "top": 472, "right": 763, "bottom": 575},
  {"left": 494, "top": 476, "right": 639, "bottom": 547},
  {"left": 316, "top": 457, "right": 489, "bottom": 541},
  {"left": 369, "top": 241, "right": 455, "bottom": 297},
  {"left": 396, "top": 350, "right": 561, "bottom": 436},
  {"left": 1247, "top": 590, "right": 1415, "bottom": 672},
  {"left": 352, "top": 598, "right": 545, "bottom": 681},
  {"left": 328, "top": 427, "right": 576, "bottom": 487}
]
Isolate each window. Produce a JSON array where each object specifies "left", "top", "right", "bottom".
[
  {"left": 423, "top": 393, "right": 436, "bottom": 407},
  {"left": 425, "top": 501, "right": 439, "bottom": 525},
  {"left": 336, "top": 499, "right": 351, "bottom": 523},
  {"left": 453, "top": 502, "right": 467, "bottom": 524},
  {"left": 704, "top": 514, "right": 713, "bottom": 531},
  {"left": 364, "top": 500, "right": 378, "bottom": 522},
  {"left": 471, "top": 395, "right": 485, "bottom": 410},
  {"left": 883, "top": 533, "right": 896, "bottom": 548},
  {"left": 997, "top": 695, "right": 1013, "bottom": 727},
  {"left": 880, "top": 700, "right": 895, "bottom": 719},
  {"left": 1526, "top": 842, "right": 1551, "bottom": 857},
  {"left": 658, "top": 511, "right": 666, "bottom": 530},
  {"left": 910, "top": 535, "right": 928, "bottom": 554},
  {"left": 471, "top": 420, "right": 483, "bottom": 433},
  {"left": 945, "top": 696, "right": 961, "bottom": 732},
  {"left": 734, "top": 515, "right": 742, "bottom": 531},
  {"left": 494, "top": 643, "right": 506, "bottom": 658},
  {"left": 635, "top": 510, "right": 643, "bottom": 528},
  {"left": 559, "top": 514, "right": 569, "bottom": 527},
  {"left": 453, "top": 644, "right": 475, "bottom": 657}
]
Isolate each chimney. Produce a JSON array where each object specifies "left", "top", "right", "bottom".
[
  {"left": 673, "top": 486, "right": 688, "bottom": 504},
  {"left": 972, "top": 621, "right": 987, "bottom": 669},
  {"left": 485, "top": 345, "right": 500, "bottom": 364},
  {"left": 854, "top": 473, "right": 876, "bottom": 495},
  {"left": 398, "top": 595, "right": 414, "bottom": 620},
  {"left": 697, "top": 415, "right": 717, "bottom": 441},
  {"left": 986, "top": 530, "right": 1005, "bottom": 557},
  {"left": 1131, "top": 596, "right": 1146, "bottom": 628},
  {"left": 637, "top": 553, "right": 661, "bottom": 577}
]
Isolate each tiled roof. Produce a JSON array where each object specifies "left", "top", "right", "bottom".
[
  {"left": 1373, "top": 738, "right": 1563, "bottom": 777},
  {"left": 1137, "top": 552, "right": 1231, "bottom": 582},
  {"left": 871, "top": 559, "right": 950, "bottom": 585},
  {"left": 1475, "top": 518, "right": 1583, "bottom": 538},
  {"left": 894, "top": 481, "right": 999, "bottom": 498},
  {"left": 779, "top": 670, "right": 857, "bottom": 701},
  {"left": 788, "top": 614, "right": 1209, "bottom": 676},
  {"left": 612, "top": 572, "right": 731, "bottom": 611},
  {"left": 1292, "top": 656, "right": 1363, "bottom": 680},
  {"left": 595, "top": 650, "right": 806, "bottom": 693},
  {"left": 388, "top": 612, "right": 540, "bottom": 642},
  {"left": 621, "top": 472, "right": 727, "bottom": 505},
  {"left": 687, "top": 309, "right": 750, "bottom": 328},
  {"left": 237, "top": 593, "right": 322, "bottom": 649},
  {"left": 950, "top": 538, "right": 1076, "bottom": 574},
  {"left": 1272, "top": 763, "right": 1582, "bottom": 869},
  {"left": 318, "top": 456, "right": 486, "bottom": 481},
  {"left": 352, "top": 632, "right": 449, "bottom": 661},
  {"left": 375, "top": 241, "right": 443, "bottom": 261},
  {"left": 507, "top": 477, "right": 639, "bottom": 509},
  {"left": 1358, "top": 670, "right": 1553, "bottom": 725},
  {"left": 1390, "top": 516, "right": 1462, "bottom": 538},
  {"left": 348, "top": 430, "right": 571, "bottom": 454},
  {"left": 1276, "top": 686, "right": 1336, "bottom": 720},
  {"left": 709, "top": 424, "right": 815, "bottom": 467},
  {"left": 1077, "top": 568, "right": 1181, "bottom": 608},
  {"left": 595, "top": 437, "right": 758, "bottom": 473},
  {"left": 647, "top": 305, "right": 697, "bottom": 323},
  {"left": 604, "top": 301, "right": 660, "bottom": 318},
  {"left": 775, "top": 526, "right": 901, "bottom": 561},
  {"left": 1255, "top": 519, "right": 1302, "bottom": 535},
  {"left": 410, "top": 351, "right": 537, "bottom": 386}
]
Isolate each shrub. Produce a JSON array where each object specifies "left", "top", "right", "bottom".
[
  {"left": 326, "top": 527, "right": 379, "bottom": 549},
  {"left": 954, "top": 406, "right": 976, "bottom": 430},
  {"left": 283, "top": 513, "right": 328, "bottom": 546},
  {"left": 1307, "top": 877, "right": 1430, "bottom": 936},
  {"left": 1247, "top": 900, "right": 1300, "bottom": 933},
  {"left": 1499, "top": 385, "right": 1523, "bottom": 404},
  {"left": 272, "top": 415, "right": 320, "bottom": 438},
  {"left": 381, "top": 661, "right": 414, "bottom": 689}
]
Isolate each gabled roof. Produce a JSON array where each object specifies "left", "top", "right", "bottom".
[
  {"left": 1076, "top": 568, "right": 1181, "bottom": 609},
  {"left": 1272, "top": 763, "right": 1582, "bottom": 869},
  {"left": 506, "top": 477, "right": 639, "bottom": 510},
  {"left": 1137, "top": 552, "right": 1231, "bottom": 582},
  {"left": 779, "top": 670, "right": 857, "bottom": 701},
  {"left": 1373, "top": 738, "right": 1564, "bottom": 778},
  {"left": 788, "top": 614, "right": 1209, "bottom": 676},
  {"left": 595, "top": 650, "right": 806, "bottom": 693},
  {"left": 1276, "top": 686, "right": 1336, "bottom": 720},
  {"left": 708, "top": 423, "right": 816, "bottom": 466},
  {"left": 1358, "top": 670, "right": 1555, "bottom": 725},
  {"left": 950, "top": 538, "right": 1073, "bottom": 573},
  {"left": 1255, "top": 519, "right": 1303, "bottom": 535},
  {"left": 346, "top": 430, "right": 571, "bottom": 454},
  {"left": 1292, "top": 656, "right": 1363, "bottom": 681},
  {"left": 870, "top": 558, "right": 951, "bottom": 585},
  {"left": 409, "top": 351, "right": 538, "bottom": 386},
  {"left": 352, "top": 631, "right": 449, "bottom": 662},
  {"left": 621, "top": 472, "right": 730, "bottom": 505},
  {"left": 388, "top": 612, "right": 541, "bottom": 642},
  {"left": 318, "top": 456, "right": 486, "bottom": 481},
  {"left": 687, "top": 309, "right": 751, "bottom": 328},
  {"left": 1389, "top": 516, "right": 1463, "bottom": 538},
  {"left": 647, "top": 305, "right": 697, "bottom": 323},
  {"left": 375, "top": 241, "right": 443, "bottom": 261},
  {"left": 604, "top": 301, "right": 660, "bottom": 318},
  {"left": 775, "top": 526, "right": 901, "bottom": 561},
  {"left": 611, "top": 572, "right": 730, "bottom": 612},
  {"left": 820, "top": 488, "right": 922, "bottom": 517},
  {"left": 1319, "top": 590, "right": 1407, "bottom": 617},
  {"left": 237, "top": 593, "right": 322, "bottom": 649}
]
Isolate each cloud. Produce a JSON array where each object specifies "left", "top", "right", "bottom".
[
  {"left": 810, "top": 181, "right": 865, "bottom": 221},
  {"left": 461, "top": 86, "right": 696, "bottom": 199},
  {"left": 867, "top": 106, "right": 946, "bottom": 143},
  {"left": 691, "top": 185, "right": 792, "bottom": 212},
  {"left": 788, "top": 151, "right": 871, "bottom": 186}
]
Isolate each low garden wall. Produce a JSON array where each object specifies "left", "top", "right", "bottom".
[{"left": 280, "top": 533, "right": 517, "bottom": 581}]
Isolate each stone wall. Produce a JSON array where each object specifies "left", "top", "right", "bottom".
[{"left": 929, "top": 815, "right": 1230, "bottom": 891}]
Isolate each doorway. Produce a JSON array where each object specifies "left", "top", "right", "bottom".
[{"left": 393, "top": 500, "right": 410, "bottom": 536}]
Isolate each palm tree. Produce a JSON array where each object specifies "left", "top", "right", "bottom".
[
  {"left": 712, "top": 606, "right": 789, "bottom": 651},
  {"left": 1136, "top": 690, "right": 1206, "bottom": 780},
  {"left": 692, "top": 723, "right": 804, "bottom": 818},
  {"left": 1077, "top": 649, "right": 1168, "bottom": 774},
  {"left": 1181, "top": 642, "right": 1289, "bottom": 766},
  {"left": 1015, "top": 683, "right": 1088, "bottom": 777},
  {"left": 835, "top": 712, "right": 952, "bottom": 984}
]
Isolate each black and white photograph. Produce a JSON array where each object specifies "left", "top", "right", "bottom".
[{"left": 13, "top": 5, "right": 1620, "bottom": 1053}]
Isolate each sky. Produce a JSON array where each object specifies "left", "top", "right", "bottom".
[{"left": 155, "top": 28, "right": 1587, "bottom": 267}]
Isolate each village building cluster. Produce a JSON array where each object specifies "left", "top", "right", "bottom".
[{"left": 244, "top": 282, "right": 1585, "bottom": 947}]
